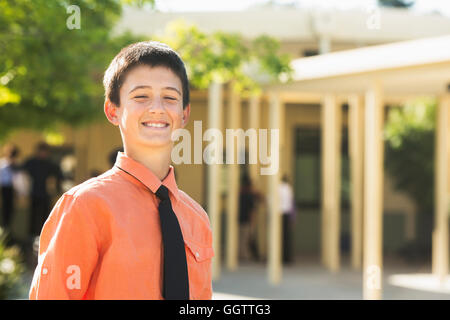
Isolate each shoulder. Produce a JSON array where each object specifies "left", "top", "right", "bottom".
[
  {"left": 45, "top": 171, "right": 122, "bottom": 240},
  {"left": 65, "top": 169, "right": 123, "bottom": 200},
  {"left": 280, "top": 182, "right": 289, "bottom": 190},
  {"left": 52, "top": 169, "right": 126, "bottom": 221},
  {"left": 24, "top": 157, "right": 36, "bottom": 164},
  {"left": 22, "top": 157, "right": 36, "bottom": 170}
]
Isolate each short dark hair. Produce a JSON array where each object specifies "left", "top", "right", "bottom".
[{"left": 103, "top": 41, "right": 190, "bottom": 109}]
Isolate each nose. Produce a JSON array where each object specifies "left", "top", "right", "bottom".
[{"left": 148, "top": 96, "right": 165, "bottom": 114}]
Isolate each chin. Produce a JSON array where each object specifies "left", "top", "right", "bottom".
[{"left": 140, "top": 138, "right": 172, "bottom": 149}]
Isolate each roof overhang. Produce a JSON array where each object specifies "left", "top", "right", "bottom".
[{"left": 268, "top": 34, "right": 450, "bottom": 96}]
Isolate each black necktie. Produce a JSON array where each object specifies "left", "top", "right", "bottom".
[{"left": 156, "top": 184, "right": 190, "bottom": 300}]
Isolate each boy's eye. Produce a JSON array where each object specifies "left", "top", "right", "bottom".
[
  {"left": 134, "top": 95, "right": 148, "bottom": 99},
  {"left": 164, "top": 96, "right": 177, "bottom": 101}
]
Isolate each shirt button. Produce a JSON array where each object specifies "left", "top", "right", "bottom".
[
  {"left": 195, "top": 252, "right": 200, "bottom": 258},
  {"left": 42, "top": 268, "right": 48, "bottom": 275}
]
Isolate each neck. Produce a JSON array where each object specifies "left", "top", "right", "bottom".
[{"left": 124, "top": 144, "right": 172, "bottom": 181}]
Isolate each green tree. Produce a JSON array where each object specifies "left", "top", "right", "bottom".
[
  {"left": 384, "top": 97, "right": 436, "bottom": 214},
  {"left": 0, "top": 0, "right": 150, "bottom": 141},
  {"left": 156, "top": 20, "right": 292, "bottom": 96},
  {"left": 384, "top": 98, "right": 437, "bottom": 261},
  {"left": 1, "top": 2, "right": 291, "bottom": 141}
]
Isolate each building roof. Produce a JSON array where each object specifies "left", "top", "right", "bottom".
[
  {"left": 269, "top": 34, "right": 450, "bottom": 96},
  {"left": 114, "top": 6, "right": 450, "bottom": 44}
]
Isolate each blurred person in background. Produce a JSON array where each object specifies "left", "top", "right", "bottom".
[
  {"left": 0, "top": 144, "right": 20, "bottom": 231},
  {"left": 238, "top": 173, "right": 259, "bottom": 262},
  {"left": 22, "top": 142, "right": 63, "bottom": 238},
  {"left": 279, "top": 174, "right": 296, "bottom": 265}
]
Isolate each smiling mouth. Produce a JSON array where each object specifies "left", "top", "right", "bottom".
[{"left": 141, "top": 121, "right": 170, "bottom": 128}]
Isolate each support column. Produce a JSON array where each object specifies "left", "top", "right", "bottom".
[
  {"left": 249, "top": 94, "right": 261, "bottom": 184},
  {"left": 207, "top": 82, "right": 223, "bottom": 281},
  {"left": 319, "top": 36, "right": 331, "bottom": 54},
  {"left": 432, "top": 94, "right": 449, "bottom": 282},
  {"left": 226, "top": 83, "right": 241, "bottom": 271},
  {"left": 348, "top": 95, "right": 364, "bottom": 270},
  {"left": 320, "top": 94, "right": 342, "bottom": 272},
  {"left": 267, "top": 92, "right": 283, "bottom": 284},
  {"left": 363, "top": 80, "right": 384, "bottom": 300}
]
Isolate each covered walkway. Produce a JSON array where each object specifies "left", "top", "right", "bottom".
[{"left": 207, "top": 34, "right": 450, "bottom": 300}]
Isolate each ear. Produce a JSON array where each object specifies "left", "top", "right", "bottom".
[
  {"left": 104, "top": 99, "right": 120, "bottom": 126},
  {"left": 181, "top": 104, "right": 191, "bottom": 128}
]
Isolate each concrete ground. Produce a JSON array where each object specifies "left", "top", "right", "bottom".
[
  {"left": 11, "top": 254, "right": 450, "bottom": 300},
  {"left": 212, "top": 255, "right": 450, "bottom": 300}
]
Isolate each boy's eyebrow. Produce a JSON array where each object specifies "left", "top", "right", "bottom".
[{"left": 128, "top": 85, "right": 181, "bottom": 96}]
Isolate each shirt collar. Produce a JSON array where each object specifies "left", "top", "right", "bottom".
[{"left": 114, "top": 152, "right": 180, "bottom": 203}]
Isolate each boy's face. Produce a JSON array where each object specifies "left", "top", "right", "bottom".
[{"left": 105, "top": 65, "right": 190, "bottom": 151}]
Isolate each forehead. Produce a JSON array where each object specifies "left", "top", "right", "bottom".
[{"left": 120, "top": 64, "right": 182, "bottom": 93}]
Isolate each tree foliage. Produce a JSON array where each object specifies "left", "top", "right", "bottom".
[
  {"left": 0, "top": 227, "right": 24, "bottom": 299},
  {"left": 144, "top": 20, "right": 292, "bottom": 95},
  {"left": 384, "top": 97, "right": 436, "bottom": 213},
  {"left": 0, "top": 2, "right": 291, "bottom": 141},
  {"left": 0, "top": 0, "right": 147, "bottom": 140}
]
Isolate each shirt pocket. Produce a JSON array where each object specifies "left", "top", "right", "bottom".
[
  {"left": 184, "top": 237, "right": 214, "bottom": 262},
  {"left": 184, "top": 237, "right": 214, "bottom": 299}
]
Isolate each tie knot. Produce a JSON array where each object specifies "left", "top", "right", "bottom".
[{"left": 156, "top": 184, "right": 169, "bottom": 201}]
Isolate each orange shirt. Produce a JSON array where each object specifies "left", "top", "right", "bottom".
[{"left": 29, "top": 152, "right": 214, "bottom": 300}]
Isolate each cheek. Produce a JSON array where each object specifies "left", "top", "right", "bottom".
[
  {"left": 118, "top": 109, "right": 130, "bottom": 130},
  {"left": 120, "top": 105, "right": 141, "bottom": 129},
  {"left": 167, "top": 107, "right": 184, "bottom": 128}
]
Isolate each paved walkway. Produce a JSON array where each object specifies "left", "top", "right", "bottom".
[
  {"left": 212, "top": 256, "right": 450, "bottom": 300},
  {"left": 13, "top": 255, "right": 450, "bottom": 300}
]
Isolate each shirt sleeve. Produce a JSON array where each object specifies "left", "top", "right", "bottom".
[{"left": 29, "top": 193, "right": 100, "bottom": 300}]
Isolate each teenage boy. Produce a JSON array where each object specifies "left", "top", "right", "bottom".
[{"left": 29, "top": 41, "right": 214, "bottom": 300}]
